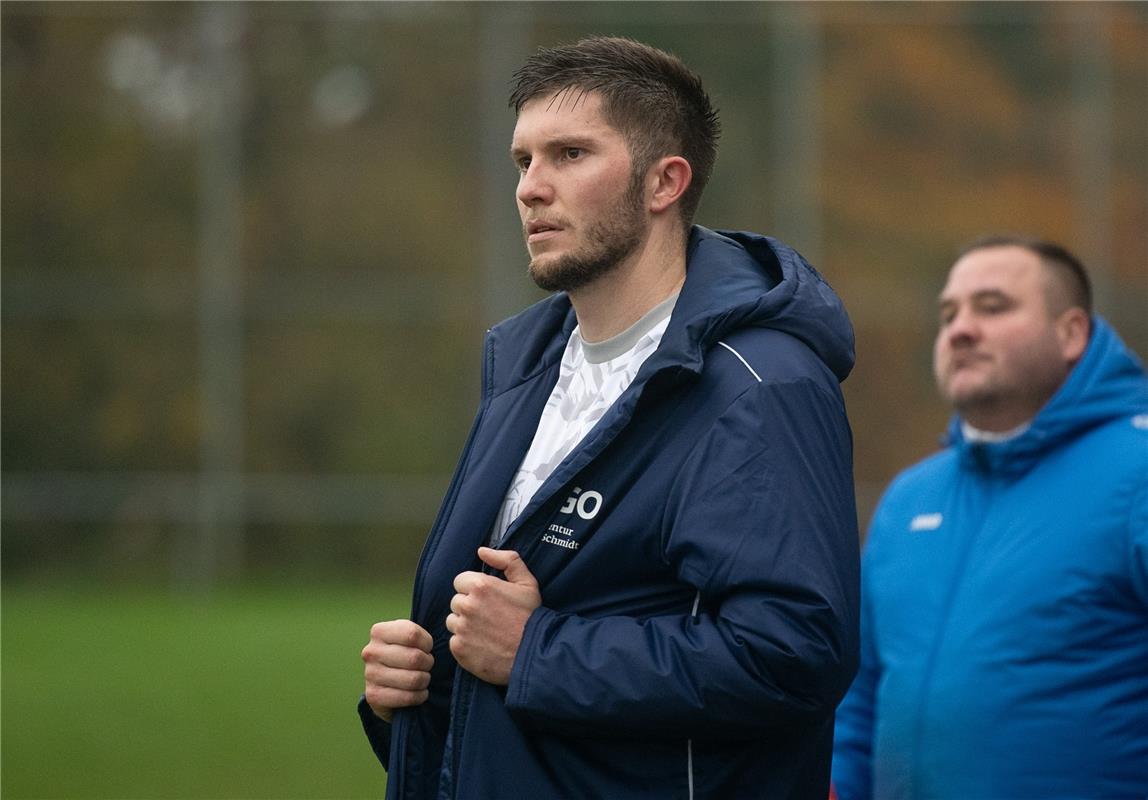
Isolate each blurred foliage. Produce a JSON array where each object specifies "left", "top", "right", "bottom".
[
  {"left": 3, "top": 3, "right": 1146, "bottom": 797},
  {"left": 2, "top": 1, "right": 1146, "bottom": 587}
]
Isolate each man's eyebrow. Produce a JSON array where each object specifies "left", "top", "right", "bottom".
[
  {"left": 551, "top": 136, "right": 597, "bottom": 150},
  {"left": 509, "top": 137, "right": 598, "bottom": 159},
  {"left": 937, "top": 288, "right": 1011, "bottom": 306}
]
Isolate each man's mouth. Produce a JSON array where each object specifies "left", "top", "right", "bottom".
[
  {"left": 950, "top": 352, "right": 990, "bottom": 370},
  {"left": 526, "top": 220, "right": 559, "bottom": 235}
]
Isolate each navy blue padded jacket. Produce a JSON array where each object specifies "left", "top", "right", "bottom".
[{"left": 360, "top": 226, "right": 861, "bottom": 799}]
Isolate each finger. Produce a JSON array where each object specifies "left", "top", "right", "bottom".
[
  {"left": 362, "top": 643, "right": 434, "bottom": 675},
  {"left": 448, "top": 633, "right": 465, "bottom": 662},
  {"left": 366, "top": 642, "right": 434, "bottom": 672},
  {"left": 477, "top": 547, "right": 538, "bottom": 588},
  {"left": 364, "top": 684, "right": 429, "bottom": 717},
  {"left": 370, "top": 619, "right": 433, "bottom": 652},
  {"left": 449, "top": 593, "right": 470, "bottom": 616},
  {"left": 364, "top": 662, "right": 432, "bottom": 692},
  {"left": 452, "top": 570, "right": 484, "bottom": 595}
]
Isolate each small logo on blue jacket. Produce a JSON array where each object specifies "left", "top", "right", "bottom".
[
  {"left": 909, "top": 512, "right": 943, "bottom": 532},
  {"left": 559, "top": 486, "right": 603, "bottom": 520},
  {"left": 543, "top": 487, "right": 604, "bottom": 552}
]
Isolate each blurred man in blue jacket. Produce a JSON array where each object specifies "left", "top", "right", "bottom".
[
  {"left": 359, "top": 36, "right": 860, "bottom": 799},
  {"left": 832, "top": 236, "right": 1148, "bottom": 799}
]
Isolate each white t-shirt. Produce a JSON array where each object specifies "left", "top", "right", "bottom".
[
  {"left": 490, "top": 293, "right": 678, "bottom": 545},
  {"left": 961, "top": 420, "right": 1031, "bottom": 443}
]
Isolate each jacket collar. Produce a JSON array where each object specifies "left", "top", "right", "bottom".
[{"left": 484, "top": 226, "right": 856, "bottom": 398}]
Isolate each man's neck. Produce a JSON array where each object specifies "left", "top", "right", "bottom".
[{"left": 568, "top": 231, "right": 687, "bottom": 343}]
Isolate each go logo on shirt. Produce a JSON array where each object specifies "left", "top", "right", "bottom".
[{"left": 559, "top": 486, "right": 603, "bottom": 520}]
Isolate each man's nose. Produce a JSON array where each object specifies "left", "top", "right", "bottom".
[
  {"left": 944, "top": 307, "right": 979, "bottom": 344},
  {"left": 516, "top": 162, "right": 553, "bottom": 207}
]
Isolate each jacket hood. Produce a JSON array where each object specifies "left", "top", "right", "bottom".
[
  {"left": 661, "top": 227, "right": 855, "bottom": 382},
  {"left": 947, "top": 316, "right": 1148, "bottom": 474},
  {"left": 487, "top": 226, "right": 855, "bottom": 392}
]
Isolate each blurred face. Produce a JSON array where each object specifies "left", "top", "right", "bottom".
[
  {"left": 511, "top": 91, "right": 647, "bottom": 293},
  {"left": 933, "top": 246, "right": 1077, "bottom": 431}
]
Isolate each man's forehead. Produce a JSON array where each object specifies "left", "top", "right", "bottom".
[
  {"left": 512, "top": 91, "right": 618, "bottom": 146},
  {"left": 941, "top": 246, "right": 1044, "bottom": 298},
  {"left": 515, "top": 89, "right": 608, "bottom": 125},
  {"left": 539, "top": 85, "right": 604, "bottom": 112}
]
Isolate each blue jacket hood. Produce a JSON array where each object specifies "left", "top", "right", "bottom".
[
  {"left": 946, "top": 316, "right": 1148, "bottom": 475},
  {"left": 487, "top": 226, "right": 856, "bottom": 392}
]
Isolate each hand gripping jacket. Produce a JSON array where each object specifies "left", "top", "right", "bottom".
[
  {"left": 832, "top": 318, "right": 1148, "bottom": 800},
  {"left": 361, "top": 227, "right": 861, "bottom": 799}
]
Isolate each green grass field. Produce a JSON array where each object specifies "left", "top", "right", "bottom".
[{"left": 2, "top": 581, "right": 412, "bottom": 799}]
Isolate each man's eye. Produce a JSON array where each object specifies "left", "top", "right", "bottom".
[
  {"left": 563, "top": 148, "right": 583, "bottom": 160},
  {"left": 516, "top": 158, "right": 531, "bottom": 173}
]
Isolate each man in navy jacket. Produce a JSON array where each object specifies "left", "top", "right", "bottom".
[{"left": 361, "top": 36, "right": 860, "bottom": 799}]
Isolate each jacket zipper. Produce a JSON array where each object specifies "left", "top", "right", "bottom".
[
  {"left": 686, "top": 590, "right": 701, "bottom": 800},
  {"left": 910, "top": 460, "right": 993, "bottom": 797},
  {"left": 441, "top": 551, "right": 502, "bottom": 798},
  {"left": 431, "top": 342, "right": 688, "bottom": 796},
  {"left": 396, "top": 333, "right": 496, "bottom": 800}
]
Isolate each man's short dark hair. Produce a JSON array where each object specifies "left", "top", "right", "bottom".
[
  {"left": 958, "top": 234, "right": 1093, "bottom": 315},
  {"left": 509, "top": 36, "right": 720, "bottom": 226}
]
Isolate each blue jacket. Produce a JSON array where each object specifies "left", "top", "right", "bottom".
[
  {"left": 362, "top": 227, "right": 861, "bottom": 799},
  {"left": 832, "top": 318, "right": 1148, "bottom": 800}
]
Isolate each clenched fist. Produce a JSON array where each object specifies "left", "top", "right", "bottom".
[
  {"left": 361, "top": 619, "right": 435, "bottom": 722},
  {"left": 446, "top": 547, "right": 542, "bottom": 685}
]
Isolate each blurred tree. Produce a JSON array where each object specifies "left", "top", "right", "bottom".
[{"left": 2, "top": 1, "right": 1145, "bottom": 582}]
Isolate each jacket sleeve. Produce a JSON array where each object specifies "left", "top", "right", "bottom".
[
  {"left": 357, "top": 695, "right": 392, "bottom": 770},
  {"left": 505, "top": 378, "right": 860, "bottom": 739},
  {"left": 830, "top": 542, "right": 880, "bottom": 800}
]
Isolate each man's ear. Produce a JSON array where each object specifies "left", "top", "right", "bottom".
[
  {"left": 1056, "top": 306, "right": 1091, "bottom": 365},
  {"left": 648, "top": 156, "right": 692, "bottom": 215}
]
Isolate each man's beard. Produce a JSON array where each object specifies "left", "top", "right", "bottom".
[{"left": 527, "top": 174, "right": 646, "bottom": 293}]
